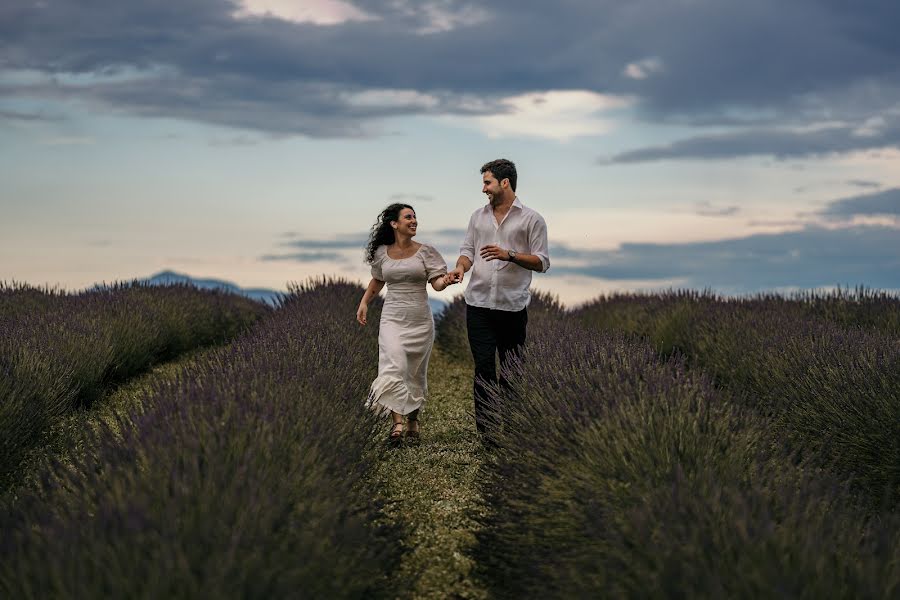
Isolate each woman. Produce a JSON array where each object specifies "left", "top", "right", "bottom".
[{"left": 357, "top": 203, "right": 456, "bottom": 443}]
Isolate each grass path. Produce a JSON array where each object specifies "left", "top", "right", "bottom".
[
  {"left": 369, "top": 346, "right": 489, "bottom": 600},
  {"left": 8, "top": 338, "right": 491, "bottom": 598}
]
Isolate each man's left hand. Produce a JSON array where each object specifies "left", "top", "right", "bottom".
[{"left": 479, "top": 244, "right": 510, "bottom": 262}]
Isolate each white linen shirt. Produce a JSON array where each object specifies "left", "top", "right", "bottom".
[{"left": 459, "top": 197, "right": 550, "bottom": 312}]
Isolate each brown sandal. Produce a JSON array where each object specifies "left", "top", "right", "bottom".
[{"left": 389, "top": 421, "right": 404, "bottom": 444}]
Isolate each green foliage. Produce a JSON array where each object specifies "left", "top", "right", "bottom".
[
  {"left": 0, "top": 281, "right": 268, "bottom": 492},
  {"left": 574, "top": 289, "right": 900, "bottom": 507},
  {"left": 470, "top": 307, "right": 900, "bottom": 598}
]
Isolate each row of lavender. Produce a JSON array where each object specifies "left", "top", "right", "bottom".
[
  {"left": 436, "top": 293, "right": 900, "bottom": 598},
  {"left": 1, "top": 281, "right": 398, "bottom": 597},
  {"left": 0, "top": 282, "right": 269, "bottom": 491},
  {"left": 573, "top": 289, "right": 900, "bottom": 509}
]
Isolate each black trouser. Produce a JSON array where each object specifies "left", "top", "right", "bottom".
[{"left": 466, "top": 304, "right": 528, "bottom": 434}]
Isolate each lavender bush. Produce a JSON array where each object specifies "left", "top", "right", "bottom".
[
  {"left": 572, "top": 288, "right": 900, "bottom": 354},
  {"left": 0, "top": 282, "right": 67, "bottom": 321},
  {"left": 760, "top": 286, "right": 900, "bottom": 338},
  {"left": 435, "top": 289, "right": 562, "bottom": 363},
  {"left": 0, "top": 280, "right": 398, "bottom": 598},
  {"left": 471, "top": 304, "right": 900, "bottom": 598},
  {"left": 0, "top": 281, "right": 268, "bottom": 491},
  {"left": 574, "top": 291, "right": 900, "bottom": 507}
]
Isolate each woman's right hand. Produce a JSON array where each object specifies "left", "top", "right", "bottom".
[{"left": 356, "top": 302, "right": 368, "bottom": 326}]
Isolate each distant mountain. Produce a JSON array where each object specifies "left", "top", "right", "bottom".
[
  {"left": 145, "top": 270, "right": 285, "bottom": 306},
  {"left": 142, "top": 270, "right": 449, "bottom": 315}
]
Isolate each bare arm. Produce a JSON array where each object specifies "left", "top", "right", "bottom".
[
  {"left": 430, "top": 274, "right": 451, "bottom": 292},
  {"left": 356, "top": 278, "right": 385, "bottom": 325},
  {"left": 447, "top": 255, "right": 472, "bottom": 283}
]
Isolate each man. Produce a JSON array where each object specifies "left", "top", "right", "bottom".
[{"left": 447, "top": 158, "right": 550, "bottom": 439}]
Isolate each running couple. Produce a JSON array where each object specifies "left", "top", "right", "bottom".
[{"left": 356, "top": 158, "right": 550, "bottom": 444}]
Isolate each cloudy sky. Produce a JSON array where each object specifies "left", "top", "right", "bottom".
[{"left": 2, "top": 0, "right": 899, "bottom": 305}]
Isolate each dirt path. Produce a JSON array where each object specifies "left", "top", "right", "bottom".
[{"left": 369, "top": 346, "right": 489, "bottom": 600}]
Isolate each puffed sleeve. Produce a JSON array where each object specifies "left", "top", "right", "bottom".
[
  {"left": 370, "top": 246, "right": 385, "bottom": 281},
  {"left": 422, "top": 245, "right": 448, "bottom": 281}
]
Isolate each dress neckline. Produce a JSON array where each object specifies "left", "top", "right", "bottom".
[{"left": 385, "top": 243, "right": 423, "bottom": 261}]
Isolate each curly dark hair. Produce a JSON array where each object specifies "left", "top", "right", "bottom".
[
  {"left": 365, "top": 203, "right": 414, "bottom": 264},
  {"left": 480, "top": 158, "right": 517, "bottom": 191}
]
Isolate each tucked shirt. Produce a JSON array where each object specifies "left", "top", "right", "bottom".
[{"left": 459, "top": 197, "right": 550, "bottom": 311}]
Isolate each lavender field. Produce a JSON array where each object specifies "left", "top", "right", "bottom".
[
  {"left": 441, "top": 291, "right": 900, "bottom": 598},
  {"left": 2, "top": 281, "right": 899, "bottom": 598},
  {"left": 0, "top": 281, "right": 268, "bottom": 493}
]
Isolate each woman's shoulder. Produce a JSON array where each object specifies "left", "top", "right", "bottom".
[
  {"left": 417, "top": 243, "right": 449, "bottom": 267},
  {"left": 416, "top": 242, "right": 440, "bottom": 253}
]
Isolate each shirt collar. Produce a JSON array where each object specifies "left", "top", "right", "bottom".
[{"left": 482, "top": 196, "right": 524, "bottom": 212}]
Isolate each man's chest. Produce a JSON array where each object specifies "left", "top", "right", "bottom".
[{"left": 473, "top": 214, "right": 529, "bottom": 245}]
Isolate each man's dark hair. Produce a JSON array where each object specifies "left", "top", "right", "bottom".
[{"left": 480, "top": 158, "right": 517, "bottom": 192}]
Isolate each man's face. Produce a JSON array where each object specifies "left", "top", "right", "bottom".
[{"left": 482, "top": 171, "right": 504, "bottom": 204}]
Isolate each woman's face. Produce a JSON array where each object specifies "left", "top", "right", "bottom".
[{"left": 392, "top": 207, "right": 417, "bottom": 237}]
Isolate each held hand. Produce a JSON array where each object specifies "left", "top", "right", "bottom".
[
  {"left": 479, "top": 244, "right": 510, "bottom": 262},
  {"left": 356, "top": 303, "right": 368, "bottom": 326},
  {"left": 447, "top": 267, "right": 465, "bottom": 284}
]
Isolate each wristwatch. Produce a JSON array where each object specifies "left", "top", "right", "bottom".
[{"left": 507, "top": 249, "right": 518, "bottom": 262}]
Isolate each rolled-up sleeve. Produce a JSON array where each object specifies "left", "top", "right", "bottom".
[
  {"left": 528, "top": 215, "right": 550, "bottom": 272},
  {"left": 459, "top": 212, "right": 476, "bottom": 263}
]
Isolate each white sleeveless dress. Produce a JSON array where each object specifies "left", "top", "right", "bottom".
[{"left": 367, "top": 244, "right": 448, "bottom": 416}]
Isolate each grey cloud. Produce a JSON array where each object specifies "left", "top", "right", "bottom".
[
  {"left": 259, "top": 251, "right": 346, "bottom": 262},
  {"left": 430, "top": 227, "right": 467, "bottom": 237},
  {"left": 694, "top": 202, "right": 739, "bottom": 217},
  {"left": 261, "top": 222, "right": 899, "bottom": 294},
  {"left": 821, "top": 188, "right": 900, "bottom": 218},
  {"left": 846, "top": 179, "right": 881, "bottom": 189},
  {"left": 2, "top": 0, "right": 900, "bottom": 147},
  {"left": 389, "top": 193, "right": 435, "bottom": 203},
  {"left": 281, "top": 235, "right": 368, "bottom": 250},
  {"left": 0, "top": 108, "right": 62, "bottom": 123},
  {"left": 746, "top": 219, "right": 807, "bottom": 227},
  {"left": 270, "top": 227, "right": 465, "bottom": 267},
  {"left": 209, "top": 134, "right": 262, "bottom": 146},
  {"left": 552, "top": 224, "right": 900, "bottom": 293},
  {"left": 279, "top": 229, "right": 466, "bottom": 250},
  {"left": 604, "top": 118, "right": 900, "bottom": 164}
]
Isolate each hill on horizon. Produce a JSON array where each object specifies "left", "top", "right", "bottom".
[{"left": 142, "top": 270, "right": 449, "bottom": 315}]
